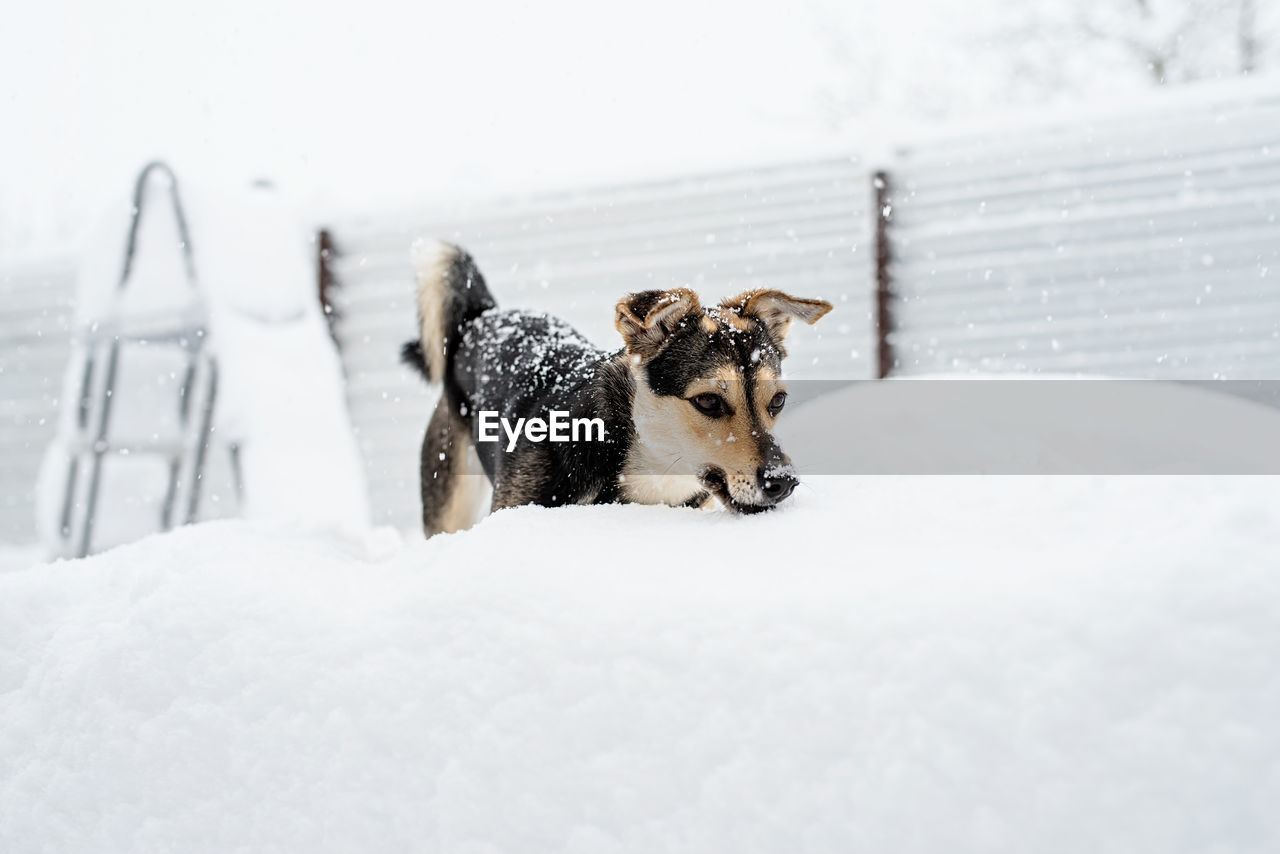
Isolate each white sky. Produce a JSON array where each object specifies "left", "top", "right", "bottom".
[
  {"left": 8, "top": 0, "right": 1245, "bottom": 249},
  {"left": 2, "top": 0, "right": 876, "bottom": 240}
]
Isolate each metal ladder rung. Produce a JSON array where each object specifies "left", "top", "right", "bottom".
[
  {"left": 65, "top": 438, "right": 190, "bottom": 459},
  {"left": 79, "top": 322, "right": 208, "bottom": 349}
]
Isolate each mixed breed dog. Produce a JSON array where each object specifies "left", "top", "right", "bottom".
[{"left": 402, "top": 241, "right": 832, "bottom": 536}]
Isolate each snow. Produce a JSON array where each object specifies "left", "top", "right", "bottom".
[
  {"left": 188, "top": 183, "right": 371, "bottom": 532},
  {"left": 3, "top": 475, "right": 1279, "bottom": 851},
  {"left": 0, "top": 546, "right": 43, "bottom": 575}
]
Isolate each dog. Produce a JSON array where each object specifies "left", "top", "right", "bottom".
[{"left": 401, "top": 240, "right": 832, "bottom": 536}]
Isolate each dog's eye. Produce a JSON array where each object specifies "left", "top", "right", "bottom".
[
  {"left": 690, "top": 393, "right": 727, "bottom": 417},
  {"left": 768, "top": 391, "right": 787, "bottom": 416}
]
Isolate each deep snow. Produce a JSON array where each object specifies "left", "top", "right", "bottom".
[{"left": 2, "top": 475, "right": 1278, "bottom": 852}]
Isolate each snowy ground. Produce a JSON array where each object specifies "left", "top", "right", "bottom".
[
  {"left": 2, "top": 475, "right": 1278, "bottom": 852},
  {"left": 0, "top": 546, "right": 44, "bottom": 575}
]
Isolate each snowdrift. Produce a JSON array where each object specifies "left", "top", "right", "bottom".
[{"left": 3, "top": 476, "right": 1279, "bottom": 852}]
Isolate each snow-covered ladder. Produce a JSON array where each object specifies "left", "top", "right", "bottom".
[{"left": 56, "top": 162, "right": 220, "bottom": 558}]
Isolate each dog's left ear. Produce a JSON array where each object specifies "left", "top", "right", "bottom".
[
  {"left": 616, "top": 288, "right": 702, "bottom": 358},
  {"left": 722, "top": 290, "right": 833, "bottom": 343}
]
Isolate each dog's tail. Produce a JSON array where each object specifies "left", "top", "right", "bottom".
[{"left": 401, "top": 240, "right": 497, "bottom": 384}]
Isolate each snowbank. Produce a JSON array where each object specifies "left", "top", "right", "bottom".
[{"left": 2, "top": 476, "right": 1278, "bottom": 852}]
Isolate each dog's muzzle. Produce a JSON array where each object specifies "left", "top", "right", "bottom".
[{"left": 699, "top": 464, "right": 798, "bottom": 514}]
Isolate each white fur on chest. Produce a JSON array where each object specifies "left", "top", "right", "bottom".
[{"left": 618, "top": 441, "right": 704, "bottom": 506}]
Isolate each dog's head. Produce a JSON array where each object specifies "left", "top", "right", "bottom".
[{"left": 615, "top": 287, "right": 832, "bottom": 513}]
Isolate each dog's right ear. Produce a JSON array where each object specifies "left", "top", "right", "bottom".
[{"left": 615, "top": 288, "right": 701, "bottom": 359}]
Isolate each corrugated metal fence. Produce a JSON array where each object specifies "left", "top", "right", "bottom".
[
  {"left": 0, "top": 257, "right": 76, "bottom": 542},
  {"left": 886, "top": 84, "right": 1280, "bottom": 378},
  {"left": 3, "top": 80, "right": 1279, "bottom": 539}
]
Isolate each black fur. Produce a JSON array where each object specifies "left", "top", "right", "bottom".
[
  {"left": 399, "top": 340, "right": 427, "bottom": 375},
  {"left": 402, "top": 250, "right": 639, "bottom": 510},
  {"left": 452, "top": 310, "right": 634, "bottom": 508}
]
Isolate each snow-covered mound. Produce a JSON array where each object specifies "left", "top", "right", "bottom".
[{"left": 2, "top": 477, "right": 1279, "bottom": 852}]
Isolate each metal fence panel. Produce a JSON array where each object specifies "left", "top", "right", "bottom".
[
  {"left": 886, "top": 84, "right": 1280, "bottom": 378},
  {"left": 0, "top": 257, "right": 76, "bottom": 544}
]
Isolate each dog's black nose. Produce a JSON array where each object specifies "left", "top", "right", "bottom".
[{"left": 759, "top": 469, "right": 797, "bottom": 503}]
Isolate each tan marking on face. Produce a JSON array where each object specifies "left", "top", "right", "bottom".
[
  {"left": 684, "top": 365, "right": 784, "bottom": 427},
  {"left": 699, "top": 315, "right": 718, "bottom": 335},
  {"left": 755, "top": 366, "right": 785, "bottom": 421},
  {"left": 625, "top": 362, "right": 789, "bottom": 509}
]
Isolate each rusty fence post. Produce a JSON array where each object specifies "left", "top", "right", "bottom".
[
  {"left": 316, "top": 228, "right": 339, "bottom": 342},
  {"left": 873, "top": 170, "right": 894, "bottom": 379}
]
